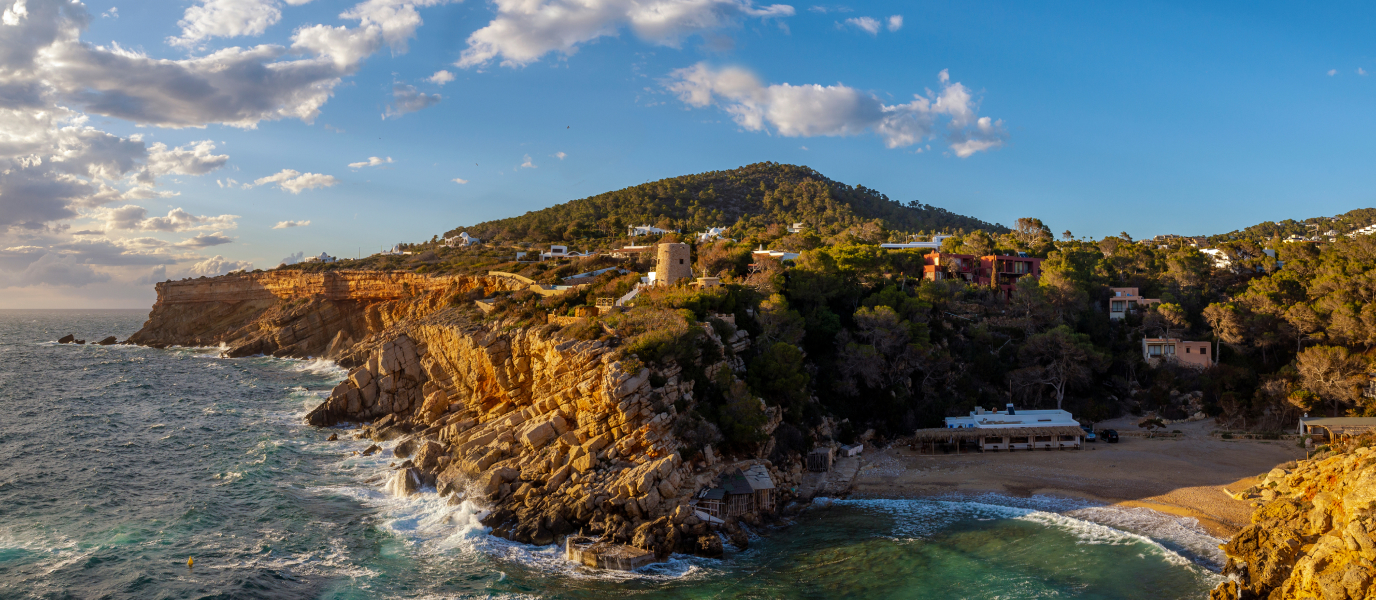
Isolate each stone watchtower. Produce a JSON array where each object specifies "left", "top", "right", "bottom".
[{"left": 654, "top": 243, "right": 693, "bottom": 285}]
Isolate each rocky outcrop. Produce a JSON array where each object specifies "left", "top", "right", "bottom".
[
  {"left": 127, "top": 270, "right": 522, "bottom": 359},
  {"left": 132, "top": 268, "right": 804, "bottom": 562},
  {"left": 1210, "top": 446, "right": 1376, "bottom": 600}
]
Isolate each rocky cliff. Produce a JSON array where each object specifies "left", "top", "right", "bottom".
[
  {"left": 127, "top": 270, "right": 521, "bottom": 360},
  {"left": 131, "top": 270, "right": 802, "bottom": 560},
  {"left": 1210, "top": 445, "right": 1376, "bottom": 600}
]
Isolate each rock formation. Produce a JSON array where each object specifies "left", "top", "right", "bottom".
[
  {"left": 129, "top": 269, "right": 803, "bottom": 561},
  {"left": 1210, "top": 446, "right": 1376, "bottom": 600}
]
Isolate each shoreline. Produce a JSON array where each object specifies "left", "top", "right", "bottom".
[{"left": 830, "top": 427, "right": 1305, "bottom": 539}]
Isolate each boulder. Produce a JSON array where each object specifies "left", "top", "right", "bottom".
[
  {"left": 360, "top": 444, "right": 381, "bottom": 456},
  {"left": 58, "top": 334, "right": 74, "bottom": 343},
  {"left": 95, "top": 336, "right": 118, "bottom": 345}
]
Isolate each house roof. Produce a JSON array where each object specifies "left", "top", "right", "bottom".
[
  {"left": 1300, "top": 417, "right": 1376, "bottom": 428},
  {"left": 719, "top": 465, "right": 775, "bottom": 494}
]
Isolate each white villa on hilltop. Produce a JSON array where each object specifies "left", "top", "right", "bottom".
[{"left": 302, "top": 252, "right": 336, "bottom": 263}]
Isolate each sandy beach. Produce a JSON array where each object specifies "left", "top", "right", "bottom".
[{"left": 835, "top": 418, "right": 1306, "bottom": 538}]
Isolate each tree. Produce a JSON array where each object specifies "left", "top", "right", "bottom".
[
  {"left": 1010, "top": 325, "right": 1107, "bottom": 410},
  {"left": 748, "top": 342, "right": 811, "bottom": 423},
  {"left": 1295, "top": 345, "right": 1367, "bottom": 416},
  {"left": 1144, "top": 303, "right": 1189, "bottom": 339},
  {"left": 756, "top": 294, "right": 806, "bottom": 346}
]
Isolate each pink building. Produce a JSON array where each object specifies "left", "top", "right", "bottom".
[
  {"left": 922, "top": 252, "right": 979, "bottom": 282},
  {"left": 1143, "top": 338, "right": 1212, "bottom": 369},
  {"left": 1109, "top": 287, "right": 1162, "bottom": 320}
]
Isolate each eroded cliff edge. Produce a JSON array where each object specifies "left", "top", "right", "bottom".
[
  {"left": 1210, "top": 444, "right": 1376, "bottom": 600},
  {"left": 131, "top": 271, "right": 801, "bottom": 559}
]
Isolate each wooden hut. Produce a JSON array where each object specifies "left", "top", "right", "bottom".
[
  {"left": 807, "top": 447, "right": 834, "bottom": 472},
  {"left": 702, "top": 465, "right": 778, "bottom": 517}
]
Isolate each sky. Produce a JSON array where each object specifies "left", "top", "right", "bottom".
[{"left": 2, "top": 0, "right": 1375, "bottom": 308}]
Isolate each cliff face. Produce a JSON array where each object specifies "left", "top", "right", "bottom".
[
  {"left": 127, "top": 271, "right": 520, "bottom": 359},
  {"left": 132, "top": 270, "right": 802, "bottom": 559},
  {"left": 1211, "top": 446, "right": 1376, "bottom": 600}
]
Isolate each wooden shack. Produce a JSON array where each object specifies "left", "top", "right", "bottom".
[
  {"left": 699, "top": 465, "right": 777, "bottom": 518},
  {"left": 807, "top": 447, "right": 834, "bottom": 472}
]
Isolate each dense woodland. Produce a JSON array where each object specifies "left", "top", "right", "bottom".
[{"left": 277, "top": 164, "right": 1376, "bottom": 455}]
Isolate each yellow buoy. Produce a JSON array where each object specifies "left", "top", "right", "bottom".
[{"left": 187, "top": 557, "right": 194, "bottom": 568}]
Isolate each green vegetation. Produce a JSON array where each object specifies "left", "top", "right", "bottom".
[{"left": 444, "top": 162, "right": 1006, "bottom": 244}]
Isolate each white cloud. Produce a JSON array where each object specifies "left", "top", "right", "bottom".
[
  {"left": 217, "top": 178, "right": 240, "bottom": 188},
  {"left": 452, "top": 177, "right": 468, "bottom": 184},
  {"left": 1328, "top": 69, "right": 1338, "bottom": 76},
  {"left": 886, "top": 14, "right": 901, "bottom": 31},
  {"left": 5, "top": 252, "right": 110, "bottom": 287},
  {"left": 348, "top": 156, "right": 392, "bottom": 168},
  {"left": 843, "top": 16, "right": 879, "bottom": 35},
  {"left": 1360, "top": 68, "right": 1368, "bottom": 76},
  {"left": 666, "top": 64, "right": 1007, "bottom": 155},
  {"left": 383, "top": 84, "right": 441, "bottom": 119},
  {"left": 143, "top": 141, "right": 230, "bottom": 181},
  {"left": 251, "top": 169, "right": 338, "bottom": 193},
  {"left": 520, "top": 154, "right": 536, "bottom": 169},
  {"left": 278, "top": 251, "right": 304, "bottom": 265},
  {"left": 175, "top": 231, "right": 235, "bottom": 248},
  {"left": 102, "top": 6, "right": 117, "bottom": 18},
  {"left": 95, "top": 205, "right": 239, "bottom": 232},
  {"left": 169, "top": 0, "right": 282, "bottom": 47},
  {"left": 553, "top": 151, "right": 567, "bottom": 160},
  {"left": 272, "top": 220, "right": 310, "bottom": 229},
  {"left": 457, "top": 0, "right": 794, "bottom": 68},
  {"left": 428, "top": 69, "right": 455, "bottom": 85},
  {"left": 188, "top": 254, "right": 253, "bottom": 276}
]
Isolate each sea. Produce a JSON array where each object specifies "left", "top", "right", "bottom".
[{"left": 0, "top": 310, "right": 1225, "bottom": 599}]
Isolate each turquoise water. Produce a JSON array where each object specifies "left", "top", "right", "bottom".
[{"left": 0, "top": 310, "right": 1222, "bottom": 599}]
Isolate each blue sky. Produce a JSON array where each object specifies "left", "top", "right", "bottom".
[{"left": 2, "top": 0, "right": 1374, "bottom": 307}]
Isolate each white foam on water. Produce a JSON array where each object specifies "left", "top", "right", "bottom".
[
  {"left": 1064, "top": 505, "right": 1226, "bottom": 568},
  {"left": 289, "top": 356, "right": 349, "bottom": 379}
]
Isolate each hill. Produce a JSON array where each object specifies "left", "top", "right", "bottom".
[
  {"left": 1207, "top": 207, "right": 1376, "bottom": 243},
  {"left": 445, "top": 162, "right": 1006, "bottom": 243}
]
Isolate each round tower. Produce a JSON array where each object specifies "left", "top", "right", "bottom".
[{"left": 654, "top": 243, "right": 692, "bottom": 285}]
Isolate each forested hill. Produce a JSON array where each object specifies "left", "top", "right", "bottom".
[
  {"left": 1208, "top": 207, "right": 1376, "bottom": 243},
  {"left": 446, "top": 162, "right": 1006, "bottom": 243}
]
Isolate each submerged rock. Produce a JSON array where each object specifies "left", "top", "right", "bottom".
[
  {"left": 95, "top": 336, "right": 118, "bottom": 345},
  {"left": 58, "top": 334, "right": 74, "bottom": 343},
  {"left": 360, "top": 444, "right": 381, "bottom": 456}
]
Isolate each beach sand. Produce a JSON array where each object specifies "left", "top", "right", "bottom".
[{"left": 840, "top": 419, "right": 1306, "bottom": 538}]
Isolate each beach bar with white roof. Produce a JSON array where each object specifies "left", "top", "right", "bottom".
[{"left": 910, "top": 404, "right": 1086, "bottom": 454}]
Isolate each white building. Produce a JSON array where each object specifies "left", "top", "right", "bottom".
[
  {"left": 1200, "top": 248, "right": 1231, "bottom": 268},
  {"left": 788, "top": 222, "right": 806, "bottom": 234},
  {"left": 540, "top": 245, "right": 569, "bottom": 261},
  {"left": 1348, "top": 224, "right": 1376, "bottom": 238},
  {"left": 302, "top": 252, "right": 336, "bottom": 263},
  {"left": 751, "top": 247, "right": 800, "bottom": 262},
  {"left": 445, "top": 232, "right": 480, "bottom": 247},
  {"left": 879, "top": 234, "right": 953, "bottom": 250},
  {"left": 628, "top": 224, "right": 676, "bottom": 236},
  {"left": 943, "top": 404, "right": 1084, "bottom": 451},
  {"left": 698, "top": 227, "right": 729, "bottom": 242}
]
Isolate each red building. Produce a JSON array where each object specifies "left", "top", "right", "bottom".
[
  {"left": 978, "top": 255, "right": 1042, "bottom": 299},
  {"left": 921, "top": 252, "right": 979, "bottom": 282},
  {"left": 922, "top": 252, "right": 1042, "bottom": 300}
]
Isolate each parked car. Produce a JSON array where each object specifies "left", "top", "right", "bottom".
[
  {"left": 1081, "top": 425, "right": 1097, "bottom": 442},
  {"left": 1099, "top": 429, "right": 1119, "bottom": 443}
]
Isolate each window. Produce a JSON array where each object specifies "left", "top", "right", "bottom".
[
  {"left": 1185, "top": 347, "right": 1191, "bottom": 353},
  {"left": 1200, "top": 347, "right": 1207, "bottom": 355},
  {"left": 1111, "top": 301, "right": 1125, "bottom": 312}
]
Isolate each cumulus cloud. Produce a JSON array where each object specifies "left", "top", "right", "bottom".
[
  {"left": 175, "top": 231, "right": 235, "bottom": 248},
  {"left": 520, "top": 154, "right": 536, "bottom": 169},
  {"left": 383, "top": 84, "right": 441, "bottom": 119},
  {"left": 278, "top": 251, "right": 304, "bottom": 265},
  {"left": 428, "top": 69, "right": 454, "bottom": 85},
  {"left": 272, "top": 220, "right": 311, "bottom": 229},
  {"left": 96, "top": 205, "right": 239, "bottom": 232},
  {"left": 457, "top": 0, "right": 794, "bottom": 68},
  {"left": 251, "top": 169, "right": 338, "bottom": 193},
  {"left": 348, "top": 156, "right": 392, "bottom": 168},
  {"left": 843, "top": 16, "right": 879, "bottom": 34},
  {"left": 665, "top": 64, "right": 1007, "bottom": 155},
  {"left": 1328, "top": 69, "right": 1338, "bottom": 76},
  {"left": 5, "top": 252, "right": 111, "bottom": 287},
  {"left": 553, "top": 151, "right": 567, "bottom": 160},
  {"left": 452, "top": 177, "right": 468, "bottom": 184},
  {"left": 886, "top": 14, "right": 901, "bottom": 31},
  {"left": 170, "top": 0, "right": 284, "bottom": 47},
  {"left": 188, "top": 254, "right": 253, "bottom": 276}
]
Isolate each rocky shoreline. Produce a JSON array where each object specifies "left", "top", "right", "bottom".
[{"left": 126, "top": 270, "right": 806, "bottom": 561}]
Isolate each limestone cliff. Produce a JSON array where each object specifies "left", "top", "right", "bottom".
[
  {"left": 127, "top": 271, "right": 521, "bottom": 359},
  {"left": 1210, "top": 446, "right": 1376, "bottom": 600},
  {"left": 131, "top": 270, "right": 803, "bottom": 559}
]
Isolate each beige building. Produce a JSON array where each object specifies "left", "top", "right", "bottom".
[
  {"left": 1109, "top": 287, "right": 1161, "bottom": 319},
  {"left": 654, "top": 243, "right": 692, "bottom": 285},
  {"left": 1143, "top": 338, "right": 1212, "bottom": 368}
]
